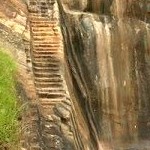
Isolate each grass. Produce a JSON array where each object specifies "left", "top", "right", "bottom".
[{"left": 0, "top": 50, "right": 20, "bottom": 149}]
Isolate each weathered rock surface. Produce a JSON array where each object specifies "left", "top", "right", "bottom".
[
  {"left": 57, "top": 0, "right": 150, "bottom": 149},
  {"left": 0, "top": 0, "right": 150, "bottom": 150}
]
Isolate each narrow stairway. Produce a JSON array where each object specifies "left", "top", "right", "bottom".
[{"left": 28, "top": 0, "right": 75, "bottom": 149}]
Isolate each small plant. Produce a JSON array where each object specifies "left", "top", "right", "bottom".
[{"left": 0, "top": 50, "right": 20, "bottom": 149}]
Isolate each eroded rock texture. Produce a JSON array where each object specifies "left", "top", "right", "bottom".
[{"left": 57, "top": 0, "right": 150, "bottom": 149}]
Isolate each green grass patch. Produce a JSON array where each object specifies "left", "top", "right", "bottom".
[{"left": 0, "top": 50, "right": 20, "bottom": 149}]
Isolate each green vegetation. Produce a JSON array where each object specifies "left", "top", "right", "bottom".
[{"left": 0, "top": 50, "right": 20, "bottom": 149}]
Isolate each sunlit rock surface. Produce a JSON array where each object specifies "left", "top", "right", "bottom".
[
  {"left": 0, "top": 0, "right": 150, "bottom": 149},
  {"left": 0, "top": 0, "right": 28, "bottom": 38},
  {"left": 57, "top": 0, "right": 150, "bottom": 149}
]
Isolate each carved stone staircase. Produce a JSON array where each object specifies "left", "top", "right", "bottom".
[{"left": 25, "top": 0, "right": 76, "bottom": 149}]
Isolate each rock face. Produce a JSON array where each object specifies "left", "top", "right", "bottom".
[
  {"left": 57, "top": 0, "right": 150, "bottom": 149},
  {"left": 1, "top": 0, "right": 150, "bottom": 149}
]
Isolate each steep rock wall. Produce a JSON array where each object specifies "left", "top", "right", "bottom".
[{"left": 58, "top": 0, "right": 150, "bottom": 149}]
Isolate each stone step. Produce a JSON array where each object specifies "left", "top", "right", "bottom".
[
  {"left": 32, "top": 52, "right": 60, "bottom": 59},
  {"left": 32, "top": 54, "right": 60, "bottom": 59},
  {"left": 39, "top": 98, "right": 63, "bottom": 105},
  {"left": 32, "top": 35, "right": 55, "bottom": 38},
  {"left": 32, "top": 58, "right": 59, "bottom": 63},
  {"left": 33, "top": 50, "right": 60, "bottom": 54},
  {"left": 34, "top": 37, "right": 59, "bottom": 40},
  {"left": 33, "top": 49, "right": 58, "bottom": 54},
  {"left": 40, "top": 5, "right": 49, "bottom": 9},
  {"left": 37, "top": 88, "right": 66, "bottom": 94},
  {"left": 33, "top": 65, "right": 59, "bottom": 69},
  {"left": 34, "top": 72, "right": 61, "bottom": 78},
  {"left": 33, "top": 67, "right": 59, "bottom": 72},
  {"left": 32, "top": 55, "right": 58, "bottom": 58},
  {"left": 32, "top": 41, "right": 59, "bottom": 48},
  {"left": 37, "top": 59, "right": 61, "bottom": 64},
  {"left": 33, "top": 62, "right": 60, "bottom": 67},
  {"left": 30, "top": 16, "right": 50, "bottom": 22},
  {"left": 30, "top": 20, "right": 57, "bottom": 24},
  {"left": 35, "top": 77, "right": 63, "bottom": 82},
  {"left": 32, "top": 37, "right": 60, "bottom": 42},
  {"left": 36, "top": 84, "right": 63, "bottom": 89},
  {"left": 32, "top": 58, "right": 60, "bottom": 63},
  {"left": 30, "top": 0, "right": 48, "bottom": 4},
  {"left": 37, "top": 89, "right": 65, "bottom": 94},
  {"left": 31, "top": 26, "right": 53, "bottom": 31},
  {"left": 33, "top": 46, "right": 59, "bottom": 51},
  {"left": 30, "top": 8, "right": 49, "bottom": 14},
  {"left": 32, "top": 28, "right": 53, "bottom": 33},
  {"left": 33, "top": 48, "right": 60, "bottom": 53},
  {"left": 47, "top": 0, "right": 55, "bottom": 4},
  {"left": 29, "top": 1, "right": 37, "bottom": 5},
  {"left": 33, "top": 46, "right": 59, "bottom": 50},
  {"left": 30, "top": 22, "right": 57, "bottom": 26},
  {"left": 28, "top": 7, "right": 40, "bottom": 13},
  {"left": 35, "top": 82, "right": 64, "bottom": 88},
  {"left": 34, "top": 33, "right": 59, "bottom": 37},
  {"left": 32, "top": 31, "right": 56, "bottom": 35},
  {"left": 33, "top": 56, "right": 60, "bottom": 60},
  {"left": 32, "top": 48, "right": 60, "bottom": 52},
  {"left": 32, "top": 32, "right": 58, "bottom": 37},
  {"left": 28, "top": 9, "right": 40, "bottom": 13},
  {"left": 39, "top": 2, "right": 47, "bottom": 5},
  {"left": 30, "top": 23, "right": 56, "bottom": 27},
  {"left": 36, "top": 83, "right": 64, "bottom": 89},
  {"left": 30, "top": 12, "right": 48, "bottom": 17},
  {"left": 37, "top": 92, "right": 65, "bottom": 99},
  {"left": 30, "top": 14, "right": 49, "bottom": 19},
  {"left": 33, "top": 43, "right": 60, "bottom": 47},
  {"left": 37, "top": 86, "right": 64, "bottom": 91},
  {"left": 33, "top": 43, "right": 60, "bottom": 48},
  {"left": 39, "top": 11, "right": 48, "bottom": 14},
  {"left": 34, "top": 73, "right": 60, "bottom": 79}
]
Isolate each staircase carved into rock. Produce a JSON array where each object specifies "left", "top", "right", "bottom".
[{"left": 25, "top": 0, "right": 77, "bottom": 149}]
